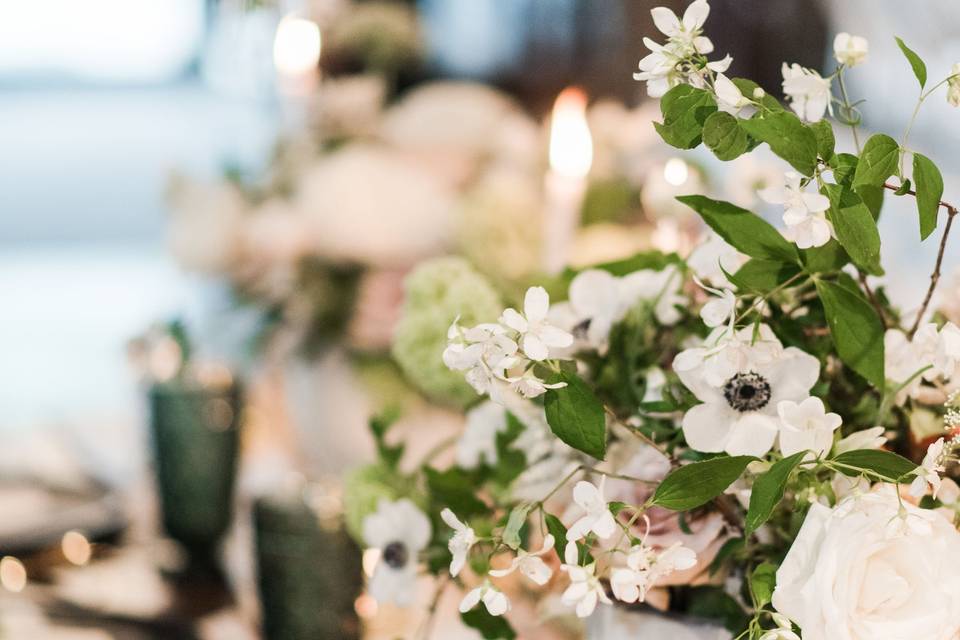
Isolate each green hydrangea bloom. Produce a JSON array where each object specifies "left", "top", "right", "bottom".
[{"left": 392, "top": 257, "right": 502, "bottom": 408}]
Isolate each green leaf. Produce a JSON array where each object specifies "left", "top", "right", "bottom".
[
  {"left": 461, "top": 609, "right": 516, "bottom": 640},
  {"left": 815, "top": 279, "right": 885, "bottom": 388},
  {"left": 686, "top": 586, "right": 751, "bottom": 634},
  {"left": 810, "top": 119, "right": 836, "bottom": 161},
  {"left": 502, "top": 503, "right": 532, "bottom": 550},
  {"left": 830, "top": 153, "right": 858, "bottom": 186},
  {"left": 895, "top": 36, "right": 927, "bottom": 89},
  {"left": 823, "top": 184, "right": 883, "bottom": 275},
  {"left": 750, "top": 562, "right": 778, "bottom": 608},
  {"left": 853, "top": 134, "right": 900, "bottom": 190},
  {"left": 832, "top": 449, "right": 917, "bottom": 482},
  {"left": 702, "top": 111, "right": 750, "bottom": 161},
  {"left": 425, "top": 467, "right": 487, "bottom": 518},
  {"left": 676, "top": 195, "right": 799, "bottom": 263},
  {"left": 740, "top": 111, "right": 818, "bottom": 176},
  {"left": 653, "top": 456, "right": 755, "bottom": 511},
  {"left": 913, "top": 153, "right": 944, "bottom": 240},
  {"left": 544, "top": 371, "right": 607, "bottom": 459},
  {"left": 894, "top": 179, "right": 912, "bottom": 196},
  {"left": 654, "top": 84, "right": 717, "bottom": 149},
  {"left": 729, "top": 259, "right": 801, "bottom": 293},
  {"left": 745, "top": 452, "right": 805, "bottom": 536},
  {"left": 369, "top": 408, "right": 404, "bottom": 468},
  {"left": 709, "top": 537, "right": 745, "bottom": 575},
  {"left": 801, "top": 240, "right": 849, "bottom": 273}
]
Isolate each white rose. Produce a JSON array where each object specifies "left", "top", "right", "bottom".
[{"left": 773, "top": 489, "right": 960, "bottom": 640}]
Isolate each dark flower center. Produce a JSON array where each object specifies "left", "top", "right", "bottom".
[
  {"left": 723, "top": 372, "right": 772, "bottom": 412},
  {"left": 382, "top": 541, "right": 409, "bottom": 569},
  {"left": 573, "top": 318, "right": 592, "bottom": 340}
]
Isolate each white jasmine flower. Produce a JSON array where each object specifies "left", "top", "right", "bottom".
[
  {"left": 500, "top": 287, "right": 573, "bottom": 361},
  {"left": 759, "top": 171, "right": 832, "bottom": 249},
  {"left": 697, "top": 280, "right": 737, "bottom": 329},
  {"left": 674, "top": 325, "right": 820, "bottom": 456},
  {"left": 781, "top": 63, "right": 832, "bottom": 122},
  {"left": 642, "top": 367, "right": 668, "bottom": 403},
  {"left": 773, "top": 490, "right": 960, "bottom": 640},
  {"left": 948, "top": 63, "right": 960, "bottom": 108},
  {"left": 936, "top": 322, "right": 960, "bottom": 380},
  {"left": 611, "top": 541, "right": 697, "bottom": 604},
  {"left": 363, "top": 499, "right": 431, "bottom": 606},
  {"left": 443, "top": 320, "right": 520, "bottom": 395},
  {"left": 440, "top": 508, "right": 477, "bottom": 577},
  {"left": 714, "top": 73, "right": 751, "bottom": 115},
  {"left": 834, "top": 426, "right": 887, "bottom": 454},
  {"left": 777, "top": 397, "right": 843, "bottom": 458},
  {"left": 910, "top": 437, "right": 947, "bottom": 498},
  {"left": 567, "top": 477, "right": 618, "bottom": 542},
  {"left": 561, "top": 562, "right": 611, "bottom": 618},
  {"left": 507, "top": 370, "right": 565, "bottom": 399},
  {"left": 760, "top": 613, "right": 801, "bottom": 640},
  {"left": 633, "top": 1, "right": 732, "bottom": 97},
  {"left": 686, "top": 232, "right": 748, "bottom": 286},
  {"left": 833, "top": 33, "right": 868, "bottom": 67},
  {"left": 459, "top": 580, "right": 511, "bottom": 616},
  {"left": 489, "top": 535, "right": 555, "bottom": 586},
  {"left": 456, "top": 401, "right": 507, "bottom": 469}
]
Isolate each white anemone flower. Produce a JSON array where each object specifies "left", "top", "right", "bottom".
[
  {"left": 489, "top": 535, "right": 555, "bottom": 585},
  {"left": 459, "top": 580, "right": 511, "bottom": 616},
  {"left": 759, "top": 171, "right": 832, "bottom": 249},
  {"left": 777, "top": 397, "right": 842, "bottom": 458},
  {"left": 456, "top": 401, "right": 507, "bottom": 469},
  {"left": 619, "top": 264, "right": 688, "bottom": 326},
  {"left": 363, "top": 499, "right": 432, "bottom": 606},
  {"left": 441, "top": 509, "right": 477, "bottom": 578},
  {"left": 781, "top": 63, "right": 832, "bottom": 122},
  {"left": 910, "top": 438, "right": 946, "bottom": 498},
  {"left": 561, "top": 562, "right": 611, "bottom": 618},
  {"left": 567, "top": 477, "right": 618, "bottom": 542},
  {"left": 674, "top": 326, "right": 820, "bottom": 456},
  {"left": 499, "top": 287, "right": 573, "bottom": 361},
  {"left": 833, "top": 33, "right": 869, "bottom": 67}
]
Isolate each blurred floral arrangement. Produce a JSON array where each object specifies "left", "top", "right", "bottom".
[
  {"left": 166, "top": 0, "right": 718, "bottom": 369},
  {"left": 346, "top": 2, "right": 960, "bottom": 638}
]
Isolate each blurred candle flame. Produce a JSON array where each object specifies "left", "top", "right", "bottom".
[
  {"left": 62, "top": 531, "right": 92, "bottom": 566},
  {"left": 663, "top": 157, "right": 689, "bottom": 186},
  {"left": 273, "top": 14, "right": 322, "bottom": 77},
  {"left": 0, "top": 557, "right": 26, "bottom": 592},
  {"left": 548, "top": 87, "right": 593, "bottom": 179}
]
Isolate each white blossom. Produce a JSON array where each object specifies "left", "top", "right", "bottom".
[
  {"left": 456, "top": 401, "right": 507, "bottom": 469},
  {"left": 781, "top": 63, "right": 832, "bottom": 122},
  {"left": 948, "top": 63, "right": 960, "bottom": 108},
  {"left": 500, "top": 287, "right": 573, "bottom": 361},
  {"left": 561, "top": 562, "right": 611, "bottom": 618},
  {"left": 833, "top": 33, "right": 869, "bottom": 67},
  {"left": 611, "top": 541, "right": 697, "bottom": 604},
  {"left": 508, "top": 370, "right": 565, "bottom": 399},
  {"left": 760, "top": 613, "right": 801, "bottom": 640},
  {"left": 910, "top": 437, "right": 946, "bottom": 498},
  {"left": 697, "top": 279, "right": 737, "bottom": 329},
  {"left": 441, "top": 509, "right": 477, "bottom": 578},
  {"left": 459, "top": 581, "right": 511, "bottom": 616},
  {"left": 489, "top": 535, "right": 555, "bottom": 585},
  {"left": 936, "top": 322, "right": 960, "bottom": 379},
  {"left": 759, "top": 172, "right": 833, "bottom": 249},
  {"left": 714, "top": 73, "right": 751, "bottom": 115},
  {"left": 633, "top": 1, "right": 732, "bottom": 97},
  {"left": 834, "top": 426, "right": 887, "bottom": 454},
  {"left": 567, "top": 477, "right": 618, "bottom": 542},
  {"left": 363, "top": 499, "right": 432, "bottom": 606},
  {"left": 777, "top": 397, "right": 843, "bottom": 459}
]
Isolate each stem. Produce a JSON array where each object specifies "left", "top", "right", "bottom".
[
  {"left": 733, "top": 271, "right": 808, "bottom": 326},
  {"left": 836, "top": 66, "right": 861, "bottom": 153},
  {"left": 882, "top": 183, "right": 959, "bottom": 336},
  {"left": 899, "top": 75, "right": 956, "bottom": 175}
]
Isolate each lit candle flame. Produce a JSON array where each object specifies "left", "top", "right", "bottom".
[
  {"left": 273, "top": 14, "right": 322, "bottom": 78},
  {"left": 548, "top": 87, "right": 593, "bottom": 179}
]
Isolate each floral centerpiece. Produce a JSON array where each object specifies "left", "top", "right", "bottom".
[{"left": 347, "top": 2, "right": 960, "bottom": 638}]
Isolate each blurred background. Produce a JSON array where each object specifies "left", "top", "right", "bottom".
[{"left": 1, "top": 0, "right": 959, "bottom": 638}]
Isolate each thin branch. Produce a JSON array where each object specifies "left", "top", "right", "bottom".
[
  {"left": 883, "top": 182, "right": 959, "bottom": 336},
  {"left": 857, "top": 270, "right": 888, "bottom": 329}
]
